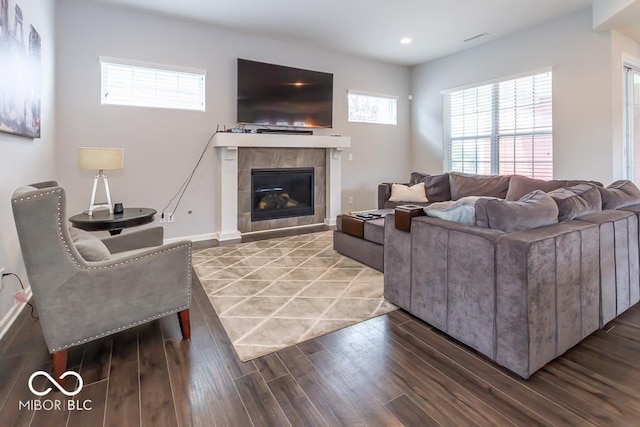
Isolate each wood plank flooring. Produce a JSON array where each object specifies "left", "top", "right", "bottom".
[{"left": 0, "top": 274, "right": 639, "bottom": 426}]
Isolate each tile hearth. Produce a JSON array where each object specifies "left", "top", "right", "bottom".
[{"left": 192, "top": 231, "right": 396, "bottom": 361}]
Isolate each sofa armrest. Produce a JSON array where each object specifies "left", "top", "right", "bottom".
[
  {"left": 408, "top": 217, "right": 503, "bottom": 348},
  {"left": 495, "top": 221, "right": 600, "bottom": 377},
  {"left": 101, "top": 226, "right": 164, "bottom": 253}
]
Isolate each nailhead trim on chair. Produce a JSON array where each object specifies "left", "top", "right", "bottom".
[
  {"left": 49, "top": 305, "right": 190, "bottom": 352},
  {"left": 14, "top": 188, "right": 193, "bottom": 352}
]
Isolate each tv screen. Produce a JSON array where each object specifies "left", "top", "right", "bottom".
[{"left": 237, "top": 59, "right": 333, "bottom": 128}]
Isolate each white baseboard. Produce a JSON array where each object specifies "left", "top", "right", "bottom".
[
  {"left": 164, "top": 232, "right": 218, "bottom": 244},
  {"left": 0, "top": 288, "right": 33, "bottom": 343}
]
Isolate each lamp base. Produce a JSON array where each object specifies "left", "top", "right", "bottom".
[{"left": 88, "top": 171, "right": 114, "bottom": 216}]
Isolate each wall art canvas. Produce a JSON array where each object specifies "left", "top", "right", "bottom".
[{"left": 0, "top": 0, "right": 41, "bottom": 138}]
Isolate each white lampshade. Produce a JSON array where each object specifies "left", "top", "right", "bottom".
[{"left": 78, "top": 147, "right": 124, "bottom": 170}]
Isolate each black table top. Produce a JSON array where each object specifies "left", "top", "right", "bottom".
[{"left": 69, "top": 208, "right": 157, "bottom": 232}]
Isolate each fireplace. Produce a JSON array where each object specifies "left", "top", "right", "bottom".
[{"left": 251, "top": 167, "right": 314, "bottom": 222}]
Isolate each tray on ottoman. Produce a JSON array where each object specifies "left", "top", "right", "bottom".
[
  {"left": 340, "top": 213, "right": 384, "bottom": 238},
  {"left": 394, "top": 205, "right": 425, "bottom": 232}
]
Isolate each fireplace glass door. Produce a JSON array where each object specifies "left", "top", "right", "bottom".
[{"left": 251, "top": 168, "right": 314, "bottom": 222}]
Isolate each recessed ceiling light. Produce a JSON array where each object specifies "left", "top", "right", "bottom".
[{"left": 400, "top": 37, "right": 412, "bottom": 44}]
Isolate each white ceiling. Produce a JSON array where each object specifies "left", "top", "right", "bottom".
[
  {"left": 92, "top": 0, "right": 596, "bottom": 66},
  {"left": 597, "top": 1, "right": 640, "bottom": 43}
]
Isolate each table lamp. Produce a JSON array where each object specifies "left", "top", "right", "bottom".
[{"left": 78, "top": 147, "right": 124, "bottom": 215}]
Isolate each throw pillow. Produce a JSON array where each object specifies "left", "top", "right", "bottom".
[
  {"left": 409, "top": 172, "right": 452, "bottom": 202},
  {"left": 475, "top": 190, "right": 559, "bottom": 233},
  {"left": 598, "top": 180, "right": 640, "bottom": 210},
  {"left": 449, "top": 172, "right": 511, "bottom": 200},
  {"left": 423, "top": 196, "right": 489, "bottom": 225},
  {"left": 389, "top": 183, "right": 428, "bottom": 203},
  {"left": 69, "top": 228, "right": 111, "bottom": 261},
  {"left": 547, "top": 184, "right": 602, "bottom": 222}
]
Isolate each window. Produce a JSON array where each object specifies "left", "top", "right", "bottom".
[
  {"left": 348, "top": 91, "right": 397, "bottom": 125},
  {"left": 100, "top": 57, "right": 206, "bottom": 111},
  {"left": 444, "top": 70, "right": 552, "bottom": 179}
]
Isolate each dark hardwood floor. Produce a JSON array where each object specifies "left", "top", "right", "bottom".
[{"left": 1, "top": 274, "right": 639, "bottom": 426}]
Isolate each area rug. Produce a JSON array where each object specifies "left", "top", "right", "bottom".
[{"left": 192, "top": 231, "right": 397, "bottom": 361}]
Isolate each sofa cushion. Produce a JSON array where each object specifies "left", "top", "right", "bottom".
[
  {"left": 388, "top": 183, "right": 428, "bottom": 203},
  {"left": 423, "top": 196, "right": 489, "bottom": 225},
  {"left": 449, "top": 173, "right": 511, "bottom": 200},
  {"left": 69, "top": 228, "right": 111, "bottom": 261},
  {"left": 363, "top": 218, "right": 385, "bottom": 245},
  {"left": 475, "top": 190, "right": 559, "bottom": 232},
  {"left": 410, "top": 172, "right": 451, "bottom": 202},
  {"left": 548, "top": 184, "right": 602, "bottom": 222},
  {"left": 598, "top": 180, "right": 640, "bottom": 210},
  {"left": 409, "top": 172, "right": 428, "bottom": 185},
  {"left": 506, "top": 176, "right": 593, "bottom": 201},
  {"left": 506, "top": 175, "right": 603, "bottom": 201}
]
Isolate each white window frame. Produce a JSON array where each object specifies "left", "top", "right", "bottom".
[
  {"left": 348, "top": 90, "right": 398, "bottom": 125},
  {"left": 100, "top": 57, "right": 206, "bottom": 112},
  {"left": 623, "top": 56, "right": 640, "bottom": 183},
  {"left": 442, "top": 69, "right": 553, "bottom": 179}
]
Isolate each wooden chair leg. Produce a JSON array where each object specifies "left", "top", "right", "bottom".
[
  {"left": 178, "top": 309, "right": 191, "bottom": 339},
  {"left": 52, "top": 350, "right": 68, "bottom": 381}
]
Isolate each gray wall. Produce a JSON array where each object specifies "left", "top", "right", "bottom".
[
  {"left": 410, "top": 8, "right": 625, "bottom": 186},
  {"left": 55, "top": 0, "right": 411, "bottom": 240},
  {"left": 0, "top": 0, "right": 55, "bottom": 330}
]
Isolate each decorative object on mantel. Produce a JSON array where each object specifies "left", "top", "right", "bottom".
[
  {"left": 0, "top": 1, "right": 42, "bottom": 138},
  {"left": 193, "top": 231, "right": 397, "bottom": 361},
  {"left": 77, "top": 147, "right": 124, "bottom": 215}
]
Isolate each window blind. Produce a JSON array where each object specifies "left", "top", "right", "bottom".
[
  {"left": 348, "top": 90, "right": 398, "bottom": 125},
  {"left": 444, "top": 71, "right": 552, "bottom": 179},
  {"left": 100, "top": 58, "right": 206, "bottom": 111}
]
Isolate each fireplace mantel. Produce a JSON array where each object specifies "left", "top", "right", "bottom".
[
  {"left": 213, "top": 133, "right": 351, "bottom": 241},
  {"left": 213, "top": 133, "right": 351, "bottom": 149}
]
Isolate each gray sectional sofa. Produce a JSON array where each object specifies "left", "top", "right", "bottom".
[{"left": 380, "top": 172, "right": 640, "bottom": 378}]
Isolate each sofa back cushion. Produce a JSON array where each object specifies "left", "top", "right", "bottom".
[
  {"left": 475, "top": 190, "right": 559, "bottom": 232},
  {"left": 410, "top": 172, "right": 451, "bottom": 202},
  {"left": 505, "top": 175, "right": 603, "bottom": 201},
  {"left": 449, "top": 173, "right": 511, "bottom": 200},
  {"left": 598, "top": 180, "right": 640, "bottom": 210},
  {"left": 548, "top": 184, "right": 602, "bottom": 222}
]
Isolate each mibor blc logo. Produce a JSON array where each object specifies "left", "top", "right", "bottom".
[{"left": 19, "top": 371, "right": 92, "bottom": 411}]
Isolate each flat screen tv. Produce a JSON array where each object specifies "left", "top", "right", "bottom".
[{"left": 237, "top": 59, "right": 333, "bottom": 128}]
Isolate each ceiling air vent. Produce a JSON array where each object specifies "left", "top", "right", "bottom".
[{"left": 464, "top": 32, "right": 489, "bottom": 43}]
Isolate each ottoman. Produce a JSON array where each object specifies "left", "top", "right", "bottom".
[{"left": 333, "top": 210, "right": 392, "bottom": 271}]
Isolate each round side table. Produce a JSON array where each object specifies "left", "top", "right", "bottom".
[{"left": 69, "top": 208, "right": 157, "bottom": 235}]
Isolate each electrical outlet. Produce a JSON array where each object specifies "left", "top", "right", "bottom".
[
  {"left": 160, "top": 212, "right": 175, "bottom": 223},
  {"left": 348, "top": 196, "right": 354, "bottom": 204}
]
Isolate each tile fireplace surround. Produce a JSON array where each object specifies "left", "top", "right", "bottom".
[{"left": 213, "top": 133, "right": 351, "bottom": 242}]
